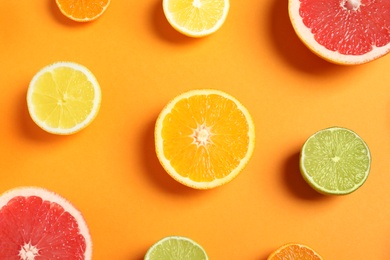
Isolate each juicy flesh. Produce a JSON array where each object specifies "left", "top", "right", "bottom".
[
  {"left": 166, "top": 0, "right": 226, "bottom": 32},
  {"left": 0, "top": 196, "right": 87, "bottom": 259},
  {"left": 31, "top": 67, "right": 95, "bottom": 130},
  {"left": 161, "top": 94, "right": 250, "bottom": 182},
  {"left": 302, "top": 129, "right": 370, "bottom": 192},
  {"left": 299, "top": 0, "right": 390, "bottom": 55}
]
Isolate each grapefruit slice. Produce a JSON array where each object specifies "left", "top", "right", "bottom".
[
  {"left": 289, "top": 0, "right": 390, "bottom": 64},
  {"left": 0, "top": 187, "right": 92, "bottom": 259}
]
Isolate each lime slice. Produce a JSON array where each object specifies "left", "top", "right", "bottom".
[
  {"left": 300, "top": 127, "right": 371, "bottom": 195},
  {"left": 144, "top": 236, "right": 209, "bottom": 260}
]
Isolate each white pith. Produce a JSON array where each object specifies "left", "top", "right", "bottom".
[
  {"left": 192, "top": 0, "right": 202, "bottom": 8},
  {"left": 0, "top": 187, "right": 92, "bottom": 260},
  {"left": 340, "top": 0, "right": 361, "bottom": 11},
  {"left": 19, "top": 242, "right": 39, "bottom": 260},
  {"left": 288, "top": 0, "right": 390, "bottom": 64},
  {"left": 192, "top": 124, "right": 212, "bottom": 147}
]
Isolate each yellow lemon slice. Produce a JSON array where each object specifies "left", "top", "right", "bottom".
[
  {"left": 163, "top": 0, "right": 230, "bottom": 37},
  {"left": 27, "top": 62, "right": 101, "bottom": 135}
]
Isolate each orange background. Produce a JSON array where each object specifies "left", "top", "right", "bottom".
[{"left": 1, "top": 1, "right": 389, "bottom": 259}]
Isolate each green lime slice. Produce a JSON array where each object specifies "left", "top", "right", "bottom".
[
  {"left": 300, "top": 127, "right": 371, "bottom": 195},
  {"left": 144, "top": 236, "right": 209, "bottom": 260}
]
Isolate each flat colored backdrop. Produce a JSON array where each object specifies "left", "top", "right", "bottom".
[{"left": 1, "top": 1, "right": 389, "bottom": 259}]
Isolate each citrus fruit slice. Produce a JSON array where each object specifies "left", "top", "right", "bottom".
[
  {"left": 144, "top": 236, "right": 208, "bottom": 260},
  {"left": 162, "top": 0, "right": 230, "bottom": 37},
  {"left": 55, "top": 0, "right": 110, "bottom": 22},
  {"left": 268, "top": 243, "right": 323, "bottom": 260},
  {"left": 155, "top": 89, "right": 255, "bottom": 189},
  {"left": 0, "top": 187, "right": 92, "bottom": 259},
  {"left": 27, "top": 61, "right": 101, "bottom": 135},
  {"left": 288, "top": 0, "right": 390, "bottom": 64},
  {"left": 300, "top": 127, "right": 371, "bottom": 195}
]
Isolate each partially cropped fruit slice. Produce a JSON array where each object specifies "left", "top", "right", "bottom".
[
  {"left": 155, "top": 89, "right": 255, "bottom": 189},
  {"left": 288, "top": 0, "right": 390, "bottom": 64},
  {"left": 144, "top": 236, "right": 208, "bottom": 260},
  {"left": 300, "top": 127, "right": 371, "bottom": 195},
  {"left": 268, "top": 243, "right": 323, "bottom": 260},
  {"left": 163, "top": 0, "right": 230, "bottom": 37},
  {"left": 27, "top": 61, "right": 101, "bottom": 135},
  {"left": 0, "top": 187, "right": 92, "bottom": 259},
  {"left": 55, "top": 0, "right": 110, "bottom": 22}
]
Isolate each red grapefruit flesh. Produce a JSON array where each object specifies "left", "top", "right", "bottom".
[
  {"left": 289, "top": 0, "right": 390, "bottom": 64},
  {"left": 0, "top": 187, "right": 92, "bottom": 259}
]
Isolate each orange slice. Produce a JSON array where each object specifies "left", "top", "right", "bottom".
[
  {"left": 55, "top": 0, "right": 110, "bottom": 22},
  {"left": 268, "top": 243, "right": 323, "bottom": 260},
  {"left": 155, "top": 89, "right": 255, "bottom": 189},
  {"left": 288, "top": 0, "right": 390, "bottom": 64}
]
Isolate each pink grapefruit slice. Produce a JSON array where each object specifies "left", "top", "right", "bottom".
[
  {"left": 289, "top": 0, "right": 390, "bottom": 64},
  {"left": 0, "top": 187, "right": 92, "bottom": 259}
]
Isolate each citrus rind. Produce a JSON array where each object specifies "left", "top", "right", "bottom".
[
  {"left": 300, "top": 127, "right": 371, "bottom": 195},
  {"left": 27, "top": 61, "right": 102, "bottom": 135},
  {"left": 155, "top": 89, "right": 255, "bottom": 190}
]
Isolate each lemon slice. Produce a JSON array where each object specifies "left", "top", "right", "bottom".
[
  {"left": 300, "top": 127, "right": 371, "bottom": 195},
  {"left": 27, "top": 62, "right": 101, "bottom": 135},
  {"left": 144, "top": 236, "right": 208, "bottom": 260},
  {"left": 163, "top": 0, "right": 230, "bottom": 37}
]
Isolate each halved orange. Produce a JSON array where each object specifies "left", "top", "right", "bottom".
[
  {"left": 155, "top": 89, "right": 255, "bottom": 189},
  {"left": 55, "top": 0, "right": 110, "bottom": 22},
  {"left": 268, "top": 243, "right": 323, "bottom": 260}
]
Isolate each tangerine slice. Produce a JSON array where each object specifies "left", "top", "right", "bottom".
[
  {"left": 56, "top": 0, "right": 110, "bottom": 22},
  {"left": 268, "top": 243, "right": 323, "bottom": 260}
]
